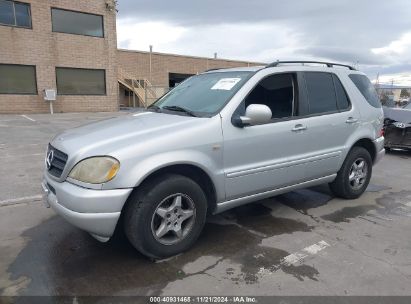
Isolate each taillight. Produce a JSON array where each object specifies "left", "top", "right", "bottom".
[{"left": 379, "top": 128, "right": 384, "bottom": 137}]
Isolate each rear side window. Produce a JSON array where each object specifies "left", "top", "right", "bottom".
[
  {"left": 349, "top": 74, "right": 381, "bottom": 108},
  {"left": 332, "top": 74, "right": 350, "bottom": 110},
  {"left": 304, "top": 72, "right": 338, "bottom": 114}
]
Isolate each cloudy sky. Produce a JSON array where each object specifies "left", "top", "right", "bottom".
[{"left": 116, "top": 0, "right": 411, "bottom": 85}]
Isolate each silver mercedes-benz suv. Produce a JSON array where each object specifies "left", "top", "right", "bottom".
[{"left": 42, "top": 61, "right": 385, "bottom": 259}]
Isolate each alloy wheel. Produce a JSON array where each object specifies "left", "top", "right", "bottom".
[
  {"left": 151, "top": 193, "right": 196, "bottom": 245},
  {"left": 348, "top": 157, "right": 368, "bottom": 190}
]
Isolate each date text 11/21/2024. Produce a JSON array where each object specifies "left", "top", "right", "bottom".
[{"left": 149, "top": 296, "right": 257, "bottom": 303}]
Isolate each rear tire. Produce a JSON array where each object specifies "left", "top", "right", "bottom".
[
  {"left": 124, "top": 174, "right": 207, "bottom": 259},
  {"left": 329, "top": 147, "right": 372, "bottom": 199}
]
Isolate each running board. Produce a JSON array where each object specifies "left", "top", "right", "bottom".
[{"left": 215, "top": 174, "right": 337, "bottom": 214}]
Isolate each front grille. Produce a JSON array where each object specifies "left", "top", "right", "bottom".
[{"left": 47, "top": 144, "right": 68, "bottom": 178}]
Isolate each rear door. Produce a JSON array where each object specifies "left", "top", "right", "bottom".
[{"left": 296, "top": 71, "right": 361, "bottom": 177}]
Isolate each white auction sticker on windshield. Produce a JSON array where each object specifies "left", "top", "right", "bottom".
[{"left": 211, "top": 78, "right": 242, "bottom": 90}]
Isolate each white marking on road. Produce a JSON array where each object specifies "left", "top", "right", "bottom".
[
  {"left": 0, "top": 195, "right": 43, "bottom": 207},
  {"left": 282, "top": 240, "right": 330, "bottom": 266},
  {"left": 282, "top": 252, "right": 308, "bottom": 265},
  {"left": 0, "top": 153, "right": 43, "bottom": 159},
  {"left": 302, "top": 240, "right": 330, "bottom": 255},
  {"left": 21, "top": 115, "right": 36, "bottom": 122},
  {"left": 258, "top": 240, "right": 331, "bottom": 276}
]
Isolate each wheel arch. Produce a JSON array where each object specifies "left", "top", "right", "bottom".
[
  {"left": 351, "top": 138, "right": 376, "bottom": 163},
  {"left": 125, "top": 163, "right": 218, "bottom": 215}
]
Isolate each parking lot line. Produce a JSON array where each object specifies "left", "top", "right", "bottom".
[
  {"left": 0, "top": 153, "right": 44, "bottom": 159},
  {"left": 0, "top": 195, "right": 43, "bottom": 207},
  {"left": 21, "top": 115, "right": 36, "bottom": 122},
  {"left": 282, "top": 240, "right": 331, "bottom": 266}
]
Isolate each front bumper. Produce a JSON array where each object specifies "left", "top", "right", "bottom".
[{"left": 42, "top": 173, "right": 132, "bottom": 241}]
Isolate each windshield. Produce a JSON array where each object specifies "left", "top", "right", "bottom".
[{"left": 152, "top": 71, "right": 252, "bottom": 117}]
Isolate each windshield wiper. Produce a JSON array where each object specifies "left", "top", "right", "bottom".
[
  {"left": 147, "top": 104, "right": 161, "bottom": 112},
  {"left": 162, "top": 105, "right": 198, "bottom": 117}
]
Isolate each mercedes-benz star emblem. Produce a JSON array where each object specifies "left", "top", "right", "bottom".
[
  {"left": 394, "top": 122, "right": 406, "bottom": 129},
  {"left": 46, "top": 150, "right": 54, "bottom": 170}
]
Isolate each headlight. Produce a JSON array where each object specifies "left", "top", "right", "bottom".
[{"left": 68, "top": 157, "right": 120, "bottom": 184}]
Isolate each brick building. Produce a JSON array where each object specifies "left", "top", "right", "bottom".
[
  {"left": 0, "top": 0, "right": 262, "bottom": 113},
  {"left": 117, "top": 49, "right": 262, "bottom": 107},
  {"left": 0, "top": 0, "right": 118, "bottom": 113}
]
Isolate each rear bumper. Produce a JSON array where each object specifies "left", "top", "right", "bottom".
[
  {"left": 42, "top": 173, "right": 132, "bottom": 241},
  {"left": 373, "top": 136, "right": 385, "bottom": 165},
  {"left": 384, "top": 126, "right": 411, "bottom": 149}
]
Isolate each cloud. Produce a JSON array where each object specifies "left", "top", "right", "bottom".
[
  {"left": 371, "top": 32, "right": 411, "bottom": 68},
  {"left": 117, "top": 0, "right": 411, "bottom": 84},
  {"left": 117, "top": 19, "right": 187, "bottom": 51}
]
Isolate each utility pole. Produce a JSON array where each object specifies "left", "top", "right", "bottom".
[
  {"left": 375, "top": 72, "right": 381, "bottom": 99},
  {"left": 149, "top": 45, "right": 153, "bottom": 82}
]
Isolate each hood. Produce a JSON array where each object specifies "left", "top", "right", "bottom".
[
  {"left": 383, "top": 107, "right": 411, "bottom": 124},
  {"left": 51, "top": 111, "right": 204, "bottom": 156}
]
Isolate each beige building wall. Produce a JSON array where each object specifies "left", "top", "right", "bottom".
[
  {"left": 117, "top": 49, "right": 264, "bottom": 87},
  {"left": 0, "top": 0, "right": 118, "bottom": 113}
]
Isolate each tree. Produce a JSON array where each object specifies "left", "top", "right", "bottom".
[{"left": 400, "top": 88, "right": 410, "bottom": 98}]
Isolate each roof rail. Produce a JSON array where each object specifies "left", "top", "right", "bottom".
[{"left": 266, "top": 60, "right": 356, "bottom": 70}]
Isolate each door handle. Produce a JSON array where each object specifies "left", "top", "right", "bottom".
[
  {"left": 291, "top": 124, "right": 307, "bottom": 132},
  {"left": 346, "top": 117, "right": 358, "bottom": 124}
]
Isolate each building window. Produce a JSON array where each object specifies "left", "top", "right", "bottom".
[
  {"left": 0, "top": 0, "right": 31, "bottom": 28},
  {"left": 51, "top": 8, "right": 104, "bottom": 38},
  {"left": 0, "top": 64, "right": 37, "bottom": 94},
  {"left": 56, "top": 68, "right": 106, "bottom": 95}
]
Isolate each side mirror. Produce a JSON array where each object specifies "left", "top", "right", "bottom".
[{"left": 236, "top": 104, "right": 272, "bottom": 127}]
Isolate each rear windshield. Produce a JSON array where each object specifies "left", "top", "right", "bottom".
[{"left": 348, "top": 74, "right": 381, "bottom": 108}]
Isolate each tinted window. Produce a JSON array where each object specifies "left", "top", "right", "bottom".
[
  {"left": 332, "top": 74, "right": 350, "bottom": 110},
  {"left": 14, "top": 2, "right": 31, "bottom": 27},
  {"left": 305, "top": 72, "right": 338, "bottom": 114},
  {"left": 349, "top": 74, "right": 381, "bottom": 108},
  {"left": 0, "top": 64, "right": 37, "bottom": 94},
  {"left": 244, "top": 73, "right": 294, "bottom": 120},
  {"left": 52, "top": 9, "right": 104, "bottom": 37},
  {"left": 56, "top": 68, "right": 106, "bottom": 95},
  {"left": 0, "top": 0, "right": 31, "bottom": 28}
]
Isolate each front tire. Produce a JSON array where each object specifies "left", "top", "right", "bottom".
[
  {"left": 329, "top": 147, "right": 372, "bottom": 199},
  {"left": 124, "top": 174, "right": 207, "bottom": 259}
]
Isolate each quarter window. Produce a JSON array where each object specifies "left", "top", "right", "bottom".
[
  {"left": 56, "top": 68, "right": 106, "bottom": 95},
  {"left": 0, "top": 0, "right": 31, "bottom": 28},
  {"left": 349, "top": 74, "right": 381, "bottom": 108},
  {"left": 332, "top": 74, "right": 350, "bottom": 110},
  {"left": 304, "top": 72, "right": 338, "bottom": 114},
  {"left": 0, "top": 64, "right": 37, "bottom": 94},
  {"left": 51, "top": 8, "right": 104, "bottom": 37}
]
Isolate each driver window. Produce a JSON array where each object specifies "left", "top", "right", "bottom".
[{"left": 244, "top": 73, "right": 295, "bottom": 120}]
